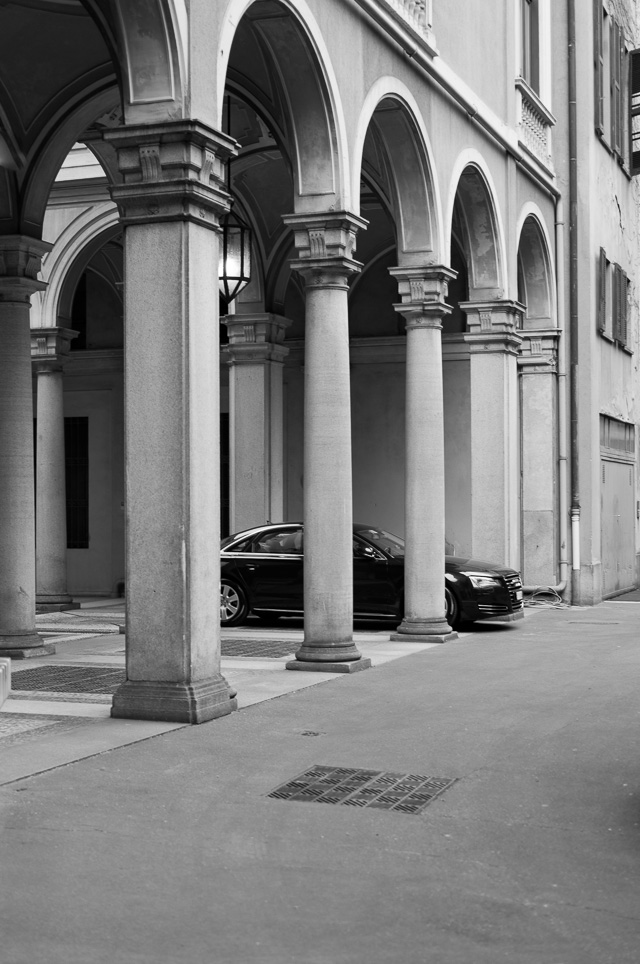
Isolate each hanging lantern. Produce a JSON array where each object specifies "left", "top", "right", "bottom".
[{"left": 219, "top": 206, "right": 252, "bottom": 306}]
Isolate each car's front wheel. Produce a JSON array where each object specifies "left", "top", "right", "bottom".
[
  {"left": 220, "top": 579, "right": 249, "bottom": 627},
  {"left": 445, "top": 586, "right": 461, "bottom": 630}
]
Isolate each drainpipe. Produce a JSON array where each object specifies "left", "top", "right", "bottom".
[{"left": 568, "top": 0, "right": 581, "bottom": 601}]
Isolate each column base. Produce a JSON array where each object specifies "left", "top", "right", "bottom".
[
  {"left": 111, "top": 675, "right": 238, "bottom": 724},
  {"left": 286, "top": 656, "right": 372, "bottom": 674},
  {"left": 0, "top": 633, "right": 56, "bottom": 658},
  {"left": 392, "top": 617, "right": 457, "bottom": 644}
]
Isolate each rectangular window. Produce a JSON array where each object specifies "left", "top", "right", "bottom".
[
  {"left": 65, "top": 417, "right": 89, "bottom": 549},
  {"left": 597, "top": 249, "right": 629, "bottom": 349},
  {"left": 522, "top": 0, "right": 540, "bottom": 94},
  {"left": 600, "top": 414, "right": 635, "bottom": 460},
  {"left": 595, "top": 1, "right": 628, "bottom": 164}
]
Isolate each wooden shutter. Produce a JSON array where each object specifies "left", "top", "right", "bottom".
[
  {"left": 611, "top": 19, "right": 621, "bottom": 153},
  {"left": 618, "top": 268, "right": 628, "bottom": 346},
  {"left": 594, "top": 0, "right": 604, "bottom": 134},
  {"left": 597, "top": 248, "right": 607, "bottom": 333},
  {"left": 629, "top": 49, "right": 640, "bottom": 174},
  {"left": 612, "top": 264, "right": 620, "bottom": 341}
]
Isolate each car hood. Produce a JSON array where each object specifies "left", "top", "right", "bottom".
[{"left": 445, "top": 555, "right": 518, "bottom": 576}]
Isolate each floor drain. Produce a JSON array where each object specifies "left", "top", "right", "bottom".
[
  {"left": 222, "top": 639, "right": 297, "bottom": 658},
  {"left": 268, "top": 765, "right": 457, "bottom": 814},
  {"left": 11, "top": 665, "right": 126, "bottom": 694}
]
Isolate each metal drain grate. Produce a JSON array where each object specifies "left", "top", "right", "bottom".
[
  {"left": 268, "top": 765, "right": 457, "bottom": 814},
  {"left": 222, "top": 639, "right": 297, "bottom": 658},
  {"left": 11, "top": 665, "right": 126, "bottom": 694}
]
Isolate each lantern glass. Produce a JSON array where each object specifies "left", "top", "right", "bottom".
[{"left": 219, "top": 208, "right": 252, "bottom": 305}]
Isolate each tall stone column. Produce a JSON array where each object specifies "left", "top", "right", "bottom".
[
  {"left": 0, "top": 237, "right": 54, "bottom": 658},
  {"left": 283, "top": 212, "right": 371, "bottom": 673},
  {"left": 463, "top": 300, "right": 523, "bottom": 567},
  {"left": 32, "top": 327, "right": 77, "bottom": 611},
  {"left": 223, "top": 313, "right": 291, "bottom": 532},
  {"left": 390, "top": 266, "right": 457, "bottom": 642},
  {"left": 104, "top": 120, "right": 238, "bottom": 723},
  {"left": 518, "top": 329, "right": 560, "bottom": 585}
]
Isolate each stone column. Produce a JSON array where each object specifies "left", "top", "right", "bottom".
[
  {"left": 0, "top": 237, "right": 54, "bottom": 658},
  {"left": 104, "top": 120, "right": 238, "bottom": 723},
  {"left": 463, "top": 300, "right": 523, "bottom": 567},
  {"left": 283, "top": 212, "right": 371, "bottom": 673},
  {"left": 223, "top": 313, "right": 291, "bottom": 532},
  {"left": 32, "top": 327, "right": 78, "bottom": 611},
  {"left": 518, "top": 329, "right": 560, "bottom": 584},
  {"left": 390, "top": 266, "right": 458, "bottom": 642}
]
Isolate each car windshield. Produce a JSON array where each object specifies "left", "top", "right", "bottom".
[{"left": 357, "top": 527, "right": 405, "bottom": 558}]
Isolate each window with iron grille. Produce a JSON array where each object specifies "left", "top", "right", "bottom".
[{"left": 65, "top": 417, "right": 89, "bottom": 548}]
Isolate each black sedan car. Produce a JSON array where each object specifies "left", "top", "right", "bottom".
[{"left": 220, "top": 522, "right": 524, "bottom": 629}]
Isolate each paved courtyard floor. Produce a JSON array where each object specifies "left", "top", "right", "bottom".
[{"left": 1, "top": 593, "right": 639, "bottom": 963}]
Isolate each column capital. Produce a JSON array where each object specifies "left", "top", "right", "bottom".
[
  {"left": 284, "top": 210, "right": 367, "bottom": 287},
  {"left": 463, "top": 299, "right": 524, "bottom": 354},
  {"left": 104, "top": 120, "right": 237, "bottom": 229},
  {"left": 222, "top": 313, "right": 291, "bottom": 365},
  {"left": 389, "top": 264, "right": 457, "bottom": 329},
  {"left": 0, "top": 236, "right": 51, "bottom": 303},
  {"left": 518, "top": 327, "right": 560, "bottom": 373},
  {"left": 31, "top": 326, "right": 78, "bottom": 372}
]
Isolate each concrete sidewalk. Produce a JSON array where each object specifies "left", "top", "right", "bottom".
[{"left": 1, "top": 597, "right": 639, "bottom": 963}]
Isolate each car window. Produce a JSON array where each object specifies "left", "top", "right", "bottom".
[
  {"left": 222, "top": 535, "right": 254, "bottom": 553},
  {"left": 356, "top": 527, "right": 405, "bottom": 558},
  {"left": 251, "top": 528, "right": 303, "bottom": 554}
]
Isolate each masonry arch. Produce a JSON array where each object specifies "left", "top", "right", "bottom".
[
  {"left": 446, "top": 153, "right": 506, "bottom": 303},
  {"left": 354, "top": 79, "right": 443, "bottom": 264},
  {"left": 220, "top": 0, "right": 350, "bottom": 212},
  {"left": 517, "top": 208, "right": 555, "bottom": 329}
]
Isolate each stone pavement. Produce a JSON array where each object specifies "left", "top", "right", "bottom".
[{"left": 1, "top": 594, "right": 639, "bottom": 963}]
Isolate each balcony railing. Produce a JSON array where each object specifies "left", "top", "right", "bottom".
[{"left": 516, "top": 78, "right": 556, "bottom": 170}]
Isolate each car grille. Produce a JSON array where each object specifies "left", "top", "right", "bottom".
[{"left": 503, "top": 572, "right": 524, "bottom": 610}]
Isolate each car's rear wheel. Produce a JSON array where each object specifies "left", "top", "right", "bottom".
[
  {"left": 220, "top": 579, "right": 249, "bottom": 627},
  {"left": 445, "top": 586, "right": 461, "bottom": 630}
]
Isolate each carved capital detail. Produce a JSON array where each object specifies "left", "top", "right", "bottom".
[
  {"left": 30, "top": 326, "right": 78, "bottom": 369},
  {"left": 223, "top": 313, "right": 292, "bottom": 363},
  {"left": 0, "top": 236, "right": 51, "bottom": 302},
  {"left": 104, "top": 121, "right": 238, "bottom": 228},
  {"left": 389, "top": 264, "right": 456, "bottom": 327},
  {"left": 283, "top": 211, "right": 367, "bottom": 286},
  {"left": 463, "top": 300, "right": 525, "bottom": 351}
]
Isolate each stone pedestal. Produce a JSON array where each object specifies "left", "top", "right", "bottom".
[
  {"left": 223, "top": 313, "right": 290, "bottom": 532},
  {"left": 32, "top": 327, "right": 78, "bottom": 611},
  {"left": 0, "top": 237, "right": 54, "bottom": 658},
  {"left": 283, "top": 212, "right": 371, "bottom": 672},
  {"left": 105, "top": 121, "right": 239, "bottom": 723},
  {"left": 390, "top": 267, "right": 457, "bottom": 643},
  {"left": 463, "top": 300, "right": 523, "bottom": 567}
]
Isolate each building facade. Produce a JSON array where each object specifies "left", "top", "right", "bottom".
[{"left": 0, "top": 0, "right": 638, "bottom": 722}]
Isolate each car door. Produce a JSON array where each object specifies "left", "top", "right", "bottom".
[
  {"left": 245, "top": 525, "right": 304, "bottom": 613},
  {"left": 352, "top": 534, "right": 400, "bottom": 617}
]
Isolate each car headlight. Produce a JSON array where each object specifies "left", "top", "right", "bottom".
[{"left": 462, "top": 573, "right": 503, "bottom": 589}]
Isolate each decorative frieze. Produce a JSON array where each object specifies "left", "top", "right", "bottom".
[
  {"left": 463, "top": 299, "right": 524, "bottom": 355},
  {"left": 518, "top": 328, "right": 560, "bottom": 374}
]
